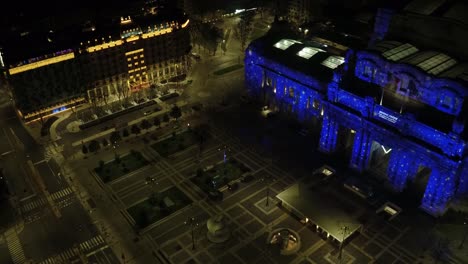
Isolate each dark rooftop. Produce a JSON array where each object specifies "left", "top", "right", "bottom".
[
  {"left": 250, "top": 36, "right": 345, "bottom": 83},
  {"left": 404, "top": 0, "right": 468, "bottom": 25},
  {"left": 277, "top": 179, "right": 362, "bottom": 243},
  {"left": 368, "top": 40, "right": 468, "bottom": 86},
  {"left": 1, "top": 8, "right": 187, "bottom": 65}
]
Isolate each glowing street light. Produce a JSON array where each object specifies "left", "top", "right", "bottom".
[
  {"left": 460, "top": 219, "right": 468, "bottom": 249},
  {"left": 185, "top": 217, "right": 198, "bottom": 250}
]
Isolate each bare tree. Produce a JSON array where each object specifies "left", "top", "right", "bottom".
[
  {"left": 116, "top": 79, "right": 130, "bottom": 107},
  {"left": 205, "top": 25, "right": 223, "bottom": 55},
  {"left": 189, "top": 19, "right": 203, "bottom": 52},
  {"left": 88, "top": 92, "right": 100, "bottom": 117},
  {"left": 234, "top": 13, "right": 255, "bottom": 51}
]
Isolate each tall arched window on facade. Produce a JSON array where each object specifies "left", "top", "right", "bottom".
[
  {"left": 396, "top": 74, "right": 418, "bottom": 98},
  {"left": 437, "top": 87, "right": 462, "bottom": 114}
]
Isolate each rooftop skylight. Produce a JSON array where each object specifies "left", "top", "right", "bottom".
[
  {"left": 296, "top": 47, "right": 325, "bottom": 59},
  {"left": 273, "top": 39, "right": 301, "bottom": 50},
  {"left": 382, "top": 43, "right": 419, "bottom": 61},
  {"left": 321, "top": 56, "right": 345, "bottom": 69},
  {"left": 427, "top": 58, "right": 457, "bottom": 75},
  {"left": 418, "top": 53, "right": 452, "bottom": 71}
]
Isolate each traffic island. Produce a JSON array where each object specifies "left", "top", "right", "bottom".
[
  {"left": 94, "top": 150, "right": 149, "bottom": 183},
  {"left": 127, "top": 186, "right": 192, "bottom": 229},
  {"left": 213, "top": 64, "right": 244, "bottom": 76}
]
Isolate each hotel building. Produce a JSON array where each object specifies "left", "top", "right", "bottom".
[{"left": 2, "top": 9, "right": 190, "bottom": 122}]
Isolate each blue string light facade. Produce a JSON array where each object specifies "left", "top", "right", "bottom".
[{"left": 245, "top": 35, "right": 468, "bottom": 216}]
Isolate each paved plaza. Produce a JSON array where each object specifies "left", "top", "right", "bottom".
[{"left": 74, "top": 103, "right": 464, "bottom": 264}]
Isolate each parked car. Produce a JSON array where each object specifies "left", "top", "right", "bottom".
[
  {"left": 208, "top": 190, "right": 223, "bottom": 201},
  {"left": 241, "top": 174, "right": 254, "bottom": 183}
]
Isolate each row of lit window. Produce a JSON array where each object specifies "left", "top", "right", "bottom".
[
  {"left": 128, "top": 61, "right": 145, "bottom": 67},
  {"left": 127, "top": 54, "right": 145, "bottom": 61}
]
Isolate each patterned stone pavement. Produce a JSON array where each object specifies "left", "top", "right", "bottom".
[{"left": 97, "top": 119, "right": 454, "bottom": 264}]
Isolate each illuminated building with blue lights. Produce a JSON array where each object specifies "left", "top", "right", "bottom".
[
  {"left": 2, "top": 8, "right": 190, "bottom": 123},
  {"left": 245, "top": 15, "right": 468, "bottom": 216}
]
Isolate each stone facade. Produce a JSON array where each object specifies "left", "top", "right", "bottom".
[{"left": 245, "top": 37, "right": 468, "bottom": 216}]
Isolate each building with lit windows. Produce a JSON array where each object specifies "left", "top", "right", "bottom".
[
  {"left": 245, "top": 2, "right": 468, "bottom": 216},
  {"left": 2, "top": 9, "right": 190, "bottom": 122},
  {"left": 287, "top": 0, "right": 321, "bottom": 26}
]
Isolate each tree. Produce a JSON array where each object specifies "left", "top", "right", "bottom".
[
  {"left": 82, "top": 144, "right": 88, "bottom": 154},
  {"left": 234, "top": 12, "right": 255, "bottom": 51},
  {"left": 162, "top": 113, "right": 170, "bottom": 123},
  {"left": 148, "top": 192, "right": 159, "bottom": 206},
  {"left": 431, "top": 238, "right": 450, "bottom": 263},
  {"left": 170, "top": 105, "right": 182, "bottom": 120},
  {"left": 140, "top": 119, "right": 152, "bottom": 130},
  {"left": 205, "top": 25, "right": 223, "bottom": 55},
  {"left": 110, "top": 131, "right": 121, "bottom": 143},
  {"left": 122, "top": 128, "right": 129, "bottom": 137},
  {"left": 131, "top": 124, "right": 141, "bottom": 135},
  {"left": 102, "top": 88, "right": 110, "bottom": 108},
  {"left": 148, "top": 84, "right": 158, "bottom": 99},
  {"left": 114, "top": 153, "right": 121, "bottom": 164},
  {"left": 88, "top": 140, "right": 100, "bottom": 153},
  {"left": 153, "top": 117, "right": 161, "bottom": 127},
  {"left": 98, "top": 160, "right": 105, "bottom": 172},
  {"left": 89, "top": 94, "right": 100, "bottom": 117},
  {"left": 115, "top": 79, "right": 130, "bottom": 106},
  {"left": 189, "top": 19, "right": 203, "bottom": 52}
]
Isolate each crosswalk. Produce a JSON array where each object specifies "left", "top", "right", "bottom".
[
  {"left": 21, "top": 187, "right": 75, "bottom": 214},
  {"left": 21, "top": 197, "right": 46, "bottom": 212},
  {"left": 37, "top": 235, "right": 106, "bottom": 264},
  {"left": 43, "top": 142, "right": 64, "bottom": 162},
  {"left": 50, "top": 187, "right": 73, "bottom": 200},
  {"left": 4, "top": 228, "right": 26, "bottom": 264},
  {"left": 80, "top": 235, "right": 106, "bottom": 252}
]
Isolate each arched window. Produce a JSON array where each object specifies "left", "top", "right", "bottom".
[
  {"left": 289, "top": 87, "right": 295, "bottom": 98},
  {"left": 395, "top": 73, "right": 418, "bottom": 97},
  {"left": 359, "top": 59, "right": 377, "bottom": 80},
  {"left": 437, "top": 86, "right": 461, "bottom": 112}
]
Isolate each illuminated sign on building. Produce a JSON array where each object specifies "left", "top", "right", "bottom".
[
  {"left": 377, "top": 111, "right": 398, "bottom": 123},
  {"left": 9, "top": 52, "right": 75, "bottom": 75},
  {"left": 52, "top": 106, "right": 67, "bottom": 114}
]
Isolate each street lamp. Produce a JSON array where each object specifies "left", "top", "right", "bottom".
[
  {"left": 112, "top": 141, "right": 119, "bottom": 155},
  {"left": 338, "top": 226, "right": 349, "bottom": 264},
  {"left": 261, "top": 176, "right": 275, "bottom": 207},
  {"left": 459, "top": 219, "right": 468, "bottom": 249},
  {"left": 145, "top": 176, "right": 158, "bottom": 190},
  {"left": 185, "top": 217, "right": 198, "bottom": 250},
  {"left": 218, "top": 146, "right": 231, "bottom": 186}
]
